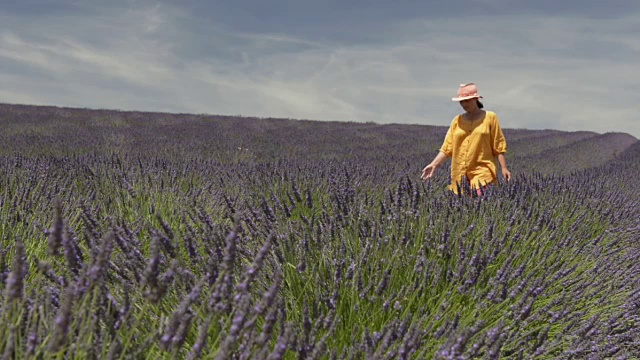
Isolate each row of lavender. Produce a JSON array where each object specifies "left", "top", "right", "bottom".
[
  {"left": 2, "top": 104, "right": 636, "bottom": 173},
  {"left": 0, "top": 104, "right": 639, "bottom": 358}
]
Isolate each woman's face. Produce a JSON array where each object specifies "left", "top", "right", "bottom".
[{"left": 459, "top": 98, "right": 478, "bottom": 112}]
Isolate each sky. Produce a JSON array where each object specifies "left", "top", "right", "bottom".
[{"left": 1, "top": 0, "right": 639, "bottom": 138}]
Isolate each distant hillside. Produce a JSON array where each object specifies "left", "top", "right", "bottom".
[
  {"left": 0, "top": 103, "right": 637, "bottom": 176},
  {"left": 513, "top": 132, "right": 638, "bottom": 175}
]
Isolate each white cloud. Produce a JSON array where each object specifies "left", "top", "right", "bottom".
[{"left": 0, "top": 4, "right": 639, "bottom": 138}]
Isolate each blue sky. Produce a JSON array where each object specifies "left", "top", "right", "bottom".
[{"left": 1, "top": 0, "right": 640, "bottom": 137}]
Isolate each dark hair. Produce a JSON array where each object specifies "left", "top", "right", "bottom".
[{"left": 476, "top": 100, "right": 484, "bottom": 109}]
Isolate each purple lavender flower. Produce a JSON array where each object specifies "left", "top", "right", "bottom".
[
  {"left": 4, "top": 238, "right": 27, "bottom": 303},
  {"left": 47, "top": 198, "right": 64, "bottom": 256}
]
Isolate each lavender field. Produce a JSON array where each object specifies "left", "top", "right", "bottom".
[{"left": 1, "top": 103, "right": 639, "bottom": 359}]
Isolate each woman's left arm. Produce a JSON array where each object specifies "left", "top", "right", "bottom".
[
  {"left": 497, "top": 153, "right": 511, "bottom": 181},
  {"left": 490, "top": 113, "right": 511, "bottom": 182}
]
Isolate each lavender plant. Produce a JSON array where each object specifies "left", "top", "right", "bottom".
[{"left": 0, "top": 103, "right": 639, "bottom": 358}]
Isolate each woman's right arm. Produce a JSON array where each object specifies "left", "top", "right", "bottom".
[
  {"left": 421, "top": 151, "right": 448, "bottom": 180},
  {"left": 422, "top": 119, "right": 455, "bottom": 180}
]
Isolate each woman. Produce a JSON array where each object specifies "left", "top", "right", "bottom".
[{"left": 421, "top": 83, "right": 511, "bottom": 195}]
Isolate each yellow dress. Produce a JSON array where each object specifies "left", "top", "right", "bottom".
[{"left": 439, "top": 111, "right": 507, "bottom": 193}]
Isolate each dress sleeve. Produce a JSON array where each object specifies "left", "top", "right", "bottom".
[
  {"left": 490, "top": 113, "right": 507, "bottom": 156},
  {"left": 439, "top": 117, "right": 456, "bottom": 157}
]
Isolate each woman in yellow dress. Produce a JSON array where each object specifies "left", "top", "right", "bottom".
[{"left": 421, "top": 83, "right": 511, "bottom": 195}]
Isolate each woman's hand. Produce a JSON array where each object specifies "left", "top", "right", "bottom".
[
  {"left": 502, "top": 167, "right": 512, "bottom": 182},
  {"left": 421, "top": 163, "right": 437, "bottom": 180},
  {"left": 498, "top": 154, "right": 511, "bottom": 182},
  {"left": 421, "top": 152, "right": 447, "bottom": 180}
]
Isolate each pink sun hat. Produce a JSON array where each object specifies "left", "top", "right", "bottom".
[{"left": 451, "top": 83, "right": 483, "bottom": 101}]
